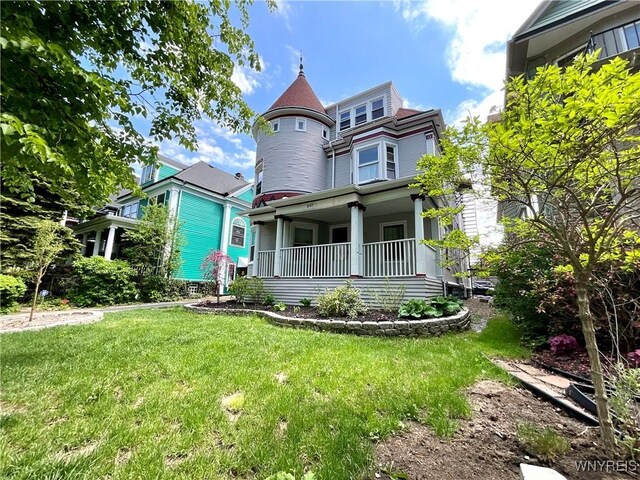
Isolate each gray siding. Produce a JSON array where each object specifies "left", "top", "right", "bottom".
[
  {"left": 334, "top": 153, "right": 351, "bottom": 188},
  {"left": 363, "top": 213, "right": 414, "bottom": 243},
  {"left": 397, "top": 132, "right": 428, "bottom": 179},
  {"left": 390, "top": 85, "right": 403, "bottom": 116},
  {"left": 262, "top": 276, "right": 444, "bottom": 307},
  {"left": 256, "top": 116, "right": 328, "bottom": 195}
]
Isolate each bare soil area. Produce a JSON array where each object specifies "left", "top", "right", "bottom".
[
  {"left": 374, "top": 380, "right": 632, "bottom": 480},
  {"left": 0, "top": 311, "right": 103, "bottom": 332}
]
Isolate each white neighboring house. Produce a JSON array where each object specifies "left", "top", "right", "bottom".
[{"left": 244, "top": 64, "right": 472, "bottom": 304}]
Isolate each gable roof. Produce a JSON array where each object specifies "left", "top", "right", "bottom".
[
  {"left": 173, "top": 161, "right": 249, "bottom": 196},
  {"left": 394, "top": 107, "right": 423, "bottom": 120},
  {"left": 157, "top": 154, "right": 188, "bottom": 171},
  {"left": 513, "top": 0, "right": 615, "bottom": 42},
  {"left": 268, "top": 71, "right": 326, "bottom": 115}
]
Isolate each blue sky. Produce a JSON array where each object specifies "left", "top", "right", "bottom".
[{"left": 150, "top": 0, "right": 541, "bottom": 181}]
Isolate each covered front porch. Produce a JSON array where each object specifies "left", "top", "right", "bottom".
[
  {"left": 247, "top": 179, "right": 468, "bottom": 298},
  {"left": 73, "top": 214, "right": 139, "bottom": 261}
]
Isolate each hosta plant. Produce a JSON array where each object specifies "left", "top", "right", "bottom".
[{"left": 398, "top": 296, "right": 463, "bottom": 319}]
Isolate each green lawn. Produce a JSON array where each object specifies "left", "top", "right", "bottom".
[{"left": 1, "top": 308, "right": 528, "bottom": 479}]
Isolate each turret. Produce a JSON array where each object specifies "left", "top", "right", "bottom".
[{"left": 251, "top": 63, "right": 334, "bottom": 208}]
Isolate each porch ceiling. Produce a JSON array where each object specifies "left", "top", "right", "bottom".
[{"left": 289, "top": 194, "right": 416, "bottom": 223}]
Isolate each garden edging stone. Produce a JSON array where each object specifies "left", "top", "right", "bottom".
[{"left": 184, "top": 304, "right": 470, "bottom": 336}]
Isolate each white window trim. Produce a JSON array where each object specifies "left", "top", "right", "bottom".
[
  {"left": 339, "top": 110, "right": 351, "bottom": 131},
  {"left": 295, "top": 117, "right": 307, "bottom": 132},
  {"left": 329, "top": 224, "right": 350, "bottom": 244},
  {"left": 291, "top": 221, "right": 318, "bottom": 247},
  {"left": 322, "top": 126, "right": 329, "bottom": 140},
  {"left": 354, "top": 104, "right": 367, "bottom": 126},
  {"left": 384, "top": 141, "right": 398, "bottom": 180},
  {"left": 272, "top": 120, "right": 280, "bottom": 132},
  {"left": 379, "top": 220, "right": 407, "bottom": 242},
  {"left": 141, "top": 165, "right": 157, "bottom": 184},
  {"left": 370, "top": 96, "right": 385, "bottom": 120},
  {"left": 354, "top": 139, "right": 398, "bottom": 185},
  {"left": 255, "top": 164, "right": 263, "bottom": 195},
  {"left": 230, "top": 217, "right": 247, "bottom": 248}
]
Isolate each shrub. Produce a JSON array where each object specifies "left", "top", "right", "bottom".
[
  {"left": 68, "top": 257, "right": 137, "bottom": 307},
  {"left": 371, "top": 278, "right": 406, "bottom": 313},
  {"left": 262, "top": 293, "right": 276, "bottom": 307},
  {"left": 248, "top": 277, "right": 268, "bottom": 305},
  {"left": 549, "top": 334, "right": 580, "bottom": 356},
  {"left": 316, "top": 281, "right": 367, "bottom": 320},
  {"left": 137, "top": 274, "right": 169, "bottom": 302},
  {"left": 609, "top": 363, "right": 640, "bottom": 459},
  {"left": 229, "top": 276, "right": 251, "bottom": 303},
  {"left": 516, "top": 423, "right": 571, "bottom": 461},
  {"left": 299, "top": 298, "right": 312, "bottom": 308},
  {"left": 0, "top": 274, "right": 27, "bottom": 313},
  {"left": 398, "top": 296, "right": 462, "bottom": 319}
]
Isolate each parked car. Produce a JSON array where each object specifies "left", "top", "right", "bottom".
[{"left": 472, "top": 281, "right": 495, "bottom": 296}]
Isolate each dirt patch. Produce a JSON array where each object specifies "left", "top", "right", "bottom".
[
  {"left": 54, "top": 440, "right": 100, "bottom": 463},
  {"left": 375, "top": 381, "right": 629, "bottom": 480},
  {"left": 0, "top": 311, "right": 104, "bottom": 333}
]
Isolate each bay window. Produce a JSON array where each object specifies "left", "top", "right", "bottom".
[
  {"left": 355, "top": 141, "right": 398, "bottom": 184},
  {"left": 357, "top": 146, "right": 379, "bottom": 183}
]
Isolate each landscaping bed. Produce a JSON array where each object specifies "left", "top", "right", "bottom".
[{"left": 375, "top": 380, "right": 620, "bottom": 480}]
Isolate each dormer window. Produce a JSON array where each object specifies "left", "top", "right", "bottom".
[
  {"left": 354, "top": 104, "right": 367, "bottom": 126},
  {"left": 371, "top": 98, "right": 384, "bottom": 120},
  {"left": 339, "top": 111, "right": 351, "bottom": 131},
  {"left": 295, "top": 118, "right": 307, "bottom": 132},
  {"left": 141, "top": 165, "right": 156, "bottom": 184},
  {"left": 272, "top": 120, "right": 279, "bottom": 132}
]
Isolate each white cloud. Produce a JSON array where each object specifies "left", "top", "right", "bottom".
[
  {"left": 395, "top": 0, "right": 539, "bottom": 117},
  {"left": 273, "top": 0, "right": 293, "bottom": 31},
  {"left": 230, "top": 55, "right": 265, "bottom": 95},
  {"left": 402, "top": 98, "right": 424, "bottom": 110}
]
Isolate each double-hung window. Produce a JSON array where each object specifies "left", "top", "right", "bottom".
[
  {"left": 122, "top": 202, "right": 139, "bottom": 219},
  {"left": 230, "top": 218, "right": 246, "bottom": 247},
  {"left": 386, "top": 145, "right": 397, "bottom": 179},
  {"left": 357, "top": 146, "right": 379, "bottom": 183},
  {"left": 141, "top": 165, "right": 155, "bottom": 184},
  {"left": 339, "top": 111, "right": 351, "bottom": 131},
  {"left": 371, "top": 98, "right": 384, "bottom": 120},
  {"left": 272, "top": 120, "right": 279, "bottom": 132},
  {"left": 354, "top": 104, "right": 367, "bottom": 126},
  {"left": 295, "top": 118, "right": 306, "bottom": 132}
]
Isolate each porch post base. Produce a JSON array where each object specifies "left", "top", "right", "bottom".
[
  {"left": 349, "top": 275, "right": 363, "bottom": 279},
  {"left": 415, "top": 273, "right": 426, "bottom": 278},
  {"left": 273, "top": 276, "right": 281, "bottom": 279}
]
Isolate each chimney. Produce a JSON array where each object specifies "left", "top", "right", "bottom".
[{"left": 235, "top": 172, "right": 244, "bottom": 181}]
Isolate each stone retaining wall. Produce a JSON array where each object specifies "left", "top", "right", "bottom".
[{"left": 184, "top": 304, "right": 470, "bottom": 337}]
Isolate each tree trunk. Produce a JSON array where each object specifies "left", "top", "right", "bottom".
[
  {"left": 576, "top": 276, "right": 617, "bottom": 453},
  {"left": 29, "top": 271, "right": 43, "bottom": 322}
]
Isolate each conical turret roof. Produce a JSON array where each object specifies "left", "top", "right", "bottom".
[{"left": 268, "top": 70, "right": 326, "bottom": 115}]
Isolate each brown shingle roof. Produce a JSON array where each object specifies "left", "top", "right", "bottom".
[
  {"left": 394, "top": 107, "right": 423, "bottom": 120},
  {"left": 268, "top": 72, "right": 326, "bottom": 114}
]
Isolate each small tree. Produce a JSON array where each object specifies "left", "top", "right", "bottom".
[
  {"left": 200, "top": 250, "right": 232, "bottom": 304},
  {"left": 122, "top": 202, "right": 183, "bottom": 280},
  {"left": 415, "top": 53, "right": 640, "bottom": 453},
  {"left": 29, "top": 220, "right": 67, "bottom": 321}
]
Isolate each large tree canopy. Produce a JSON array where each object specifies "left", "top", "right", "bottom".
[
  {"left": 0, "top": 0, "right": 269, "bottom": 207},
  {"left": 416, "top": 53, "right": 640, "bottom": 452}
]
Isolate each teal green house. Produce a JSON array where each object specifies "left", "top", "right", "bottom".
[{"left": 74, "top": 156, "right": 253, "bottom": 291}]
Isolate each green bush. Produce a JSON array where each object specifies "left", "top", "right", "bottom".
[
  {"left": 398, "top": 296, "right": 462, "bottom": 319},
  {"left": 247, "top": 277, "right": 268, "bottom": 305},
  {"left": 316, "top": 281, "right": 367, "bottom": 320},
  {"left": 68, "top": 257, "right": 138, "bottom": 307},
  {"left": 0, "top": 274, "right": 27, "bottom": 313},
  {"left": 262, "top": 293, "right": 276, "bottom": 307},
  {"left": 138, "top": 274, "right": 168, "bottom": 302},
  {"left": 229, "top": 276, "right": 250, "bottom": 303},
  {"left": 299, "top": 297, "right": 312, "bottom": 308}
]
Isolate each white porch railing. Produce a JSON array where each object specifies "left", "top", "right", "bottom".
[
  {"left": 281, "top": 242, "right": 351, "bottom": 277},
  {"left": 256, "top": 250, "right": 275, "bottom": 277},
  {"left": 363, "top": 238, "right": 416, "bottom": 277}
]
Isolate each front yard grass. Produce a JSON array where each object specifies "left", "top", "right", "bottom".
[{"left": 1, "top": 308, "right": 528, "bottom": 479}]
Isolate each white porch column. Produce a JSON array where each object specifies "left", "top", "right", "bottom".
[
  {"left": 80, "top": 233, "right": 88, "bottom": 256},
  {"left": 250, "top": 221, "right": 263, "bottom": 277},
  {"left": 218, "top": 203, "right": 233, "bottom": 294},
  {"left": 274, "top": 216, "right": 285, "bottom": 277},
  {"left": 168, "top": 187, "right": 180, "bottom": 218},
  {"left": 412, "top": 194, "right": 427, "bottom": 276},
  {"left": 104, "top": 226, "right": 117, "bottom": 260},
  {"left": 348, "top": 201, "right": 365, "bottom": 277},
  {"left": 92, "top": 229, "right": 103, "bottom": 257}
]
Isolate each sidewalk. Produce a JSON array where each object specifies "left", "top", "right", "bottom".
[{"left": 1, "top": 297, "right": 225, "bottom": 333}]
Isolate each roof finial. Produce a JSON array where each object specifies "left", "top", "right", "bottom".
[{"left": 299, "top": 50, "right": 304, "bottom": 76}]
